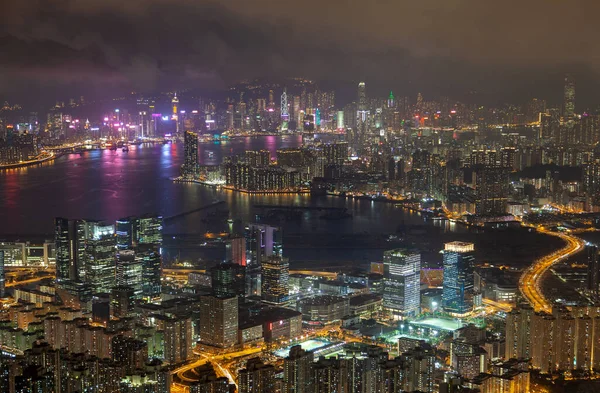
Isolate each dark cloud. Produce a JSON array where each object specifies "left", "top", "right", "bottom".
[{"left": 0, "top": 0, "right": 599, "bottom": 107}]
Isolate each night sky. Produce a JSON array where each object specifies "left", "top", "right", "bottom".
[{"left": 1, "top": 0, "right": 599, "bottom": 107}]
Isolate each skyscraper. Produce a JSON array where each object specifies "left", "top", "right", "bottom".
[
  {"left": 401, "top": 344, "right": 435, "bottom": 393},
  {"left": 587, "top": 246, "right": 600, "bottom": 300},
  {"left": 199, "top": 295, "right": 239, "bottom": 348},
  {"left": 238, "top": 358, "right": 276, "bottom": 393},
  {"left": 281, "top": 88, "right": 289, "bottom": 122},
  {"left": 225, "top": 236, "right": 246, "bottom": 266},
  {"left": 245, "top": 224, "right": 282, "bottom": 263},
  {"left": 55, "top": 217, "right": 74, "bottom": 283},
  {"left": 383, "top": 248, "right": 421, "bottom": 319},
  {"left": 210, "top": 263, "right": 246, "bottom": 298},
  {"left": 115, "top": 217, "right": 135, "bottom": 250},
  {"left": 442, "top": 242, "right": 475, "bottom": 315},
  {"left": 357, "top": 82, "right": 367, "bottom": 112},
  {"left": 0, "top": 250, "right": 4, "bottom": 298},
  {"left": 181, "top": 130, "right": 199, "bottom": 178},
  {"left": 140, "top": 250, "right": 162, "bottom": 300},
  {"left": 80, "top": 221, "right": 116, "bottom": 294},
  {"left": 116, "top": 250, "right": 143, "bottom": 298},
  {"left": 283, "top": 345, "right": 314, "bottom": 393},
  {"left": 261, "top": 255, "right": 290, "bottom": 304},
  {"left": 172, "top": 93, "right": 180, "bottom": 133},
  {"left": 564, "top": 74, "right": 575, "bottom": 125},
  {"left": 475, "top": 166, "right": 509, "bottom": 216}
]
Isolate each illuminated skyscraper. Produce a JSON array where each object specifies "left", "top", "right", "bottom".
[
  {"left": 55, "top": 217, "right": 75, "bottom": 283},
  {"left": 564, "top": 74, "right": 575, "bottom": 125},
  {"left": 116, "top": 250, "right": 143, "bottom": 298},
  {"left": 199, "top": 295, "right": 239, "bottom": 348},
  {"left": 383, "top": 248, "right": 421, "bottom": 319},
  {"left": 172, "top": 93, "right": 180, "bottom": 133},
  {"left": 116, "top": 218, "right": 135, "bottom": 250},
  {"left": 281, "top": 88, "right": 289, "bottom": 122},
  {"left": 245, "top": 224, "right": 283, "bottom": 266},
  {"left": 261, "top": 255, "right": 289, "bottom": 304},
  {"left": 140, "top": 250, "right": 161, "bottom": 300},
  {"left": 79, "top": 221, "right": 116, "bottom": 294},
  {"left": 357, "top": 82, "right": 367, "bottom": 112},
  {"left": 442, "top": 242, "right": 475, "bottom": 315},
  {"left": 475, "top": 166, "right": 509, "bottom": 216},
  {"left": 181, "top": 130, "right": 199, "bottom": 178},
  {"left": 211, "top": 263, "right": 246, "bottom": 298}
]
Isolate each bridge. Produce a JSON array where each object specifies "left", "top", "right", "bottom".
[{"left": 163, "top": 201, "right": 226, "bottom": 223}]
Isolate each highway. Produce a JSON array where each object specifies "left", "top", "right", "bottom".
[{"left": 519, "top": 228, "right": 585, "bottom": 312}]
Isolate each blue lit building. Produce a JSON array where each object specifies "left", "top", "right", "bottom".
[{"left": 442, "top": 242, "right": 475, "bottom": 315}]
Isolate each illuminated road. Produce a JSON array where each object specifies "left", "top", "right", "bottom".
[
  {"left": 519, "top": 229, "right": 585, "bottom": 312},
  {"left": 481, "top": 298, "right": 513, "bottom": 313}
]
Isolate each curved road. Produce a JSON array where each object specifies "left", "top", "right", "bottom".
[{"left": 519, "top": 229, "right": 585, "bottom": 312}]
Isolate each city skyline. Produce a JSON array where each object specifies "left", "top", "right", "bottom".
[{"left": 3, "top": 2, "right": 600, "bottom": 392}]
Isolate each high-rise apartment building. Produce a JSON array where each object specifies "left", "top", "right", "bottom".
[
  {"left": 382, "top": 248, "right": 421, "bottom": 319},
  {"left": 199, "top": 295, "right": 239, "bottom": 348},
  {"left": 283, "top": 345, "right": 314, "bottom": 393},
  {"left": 238, "top": 358, "right": 276, "bottom": 393},
  {"left": 181, "top": 130, "right": 199, "bottom": 178},
  {"left": 442, "top": 242, "right": 475, "bottom": 315}
]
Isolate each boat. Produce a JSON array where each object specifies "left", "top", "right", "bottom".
[{"left": 122, "top": 146, "right": 129, "bottom": 152}]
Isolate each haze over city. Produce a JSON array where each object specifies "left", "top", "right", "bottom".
[{"left": 2, "top": 2, "right": 600, "bottom": 393}]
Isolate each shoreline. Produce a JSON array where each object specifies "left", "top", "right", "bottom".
[{"left": 0, "top": 153, "right": 59, "bottom": 170}]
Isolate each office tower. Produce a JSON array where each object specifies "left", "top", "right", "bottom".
[
  {"left": 210, "top": 263, "right": 246, "bottom": 298},
  {"left": 140, "top": 250, "right": 162, "bottom": 300},
  {"left": 164, "top": 315, "right": 193, "bottom": 364},
  {"left": 588, "top": 246, "right": 600, "bottom": 299},
  {"left": 245, "top": 224, "right": 283, "bottom": 266},
  {"left": 79, "top": 221, "right": 116, "bottom": 294},
  {"left": 0, "top": 251, "right": 4, "bottom": 298},
  {"left": 136, "top": 215, "right": 163, "bottom": 246},
  {"left": 357, "top": 82, "right": 367, "bottom": 112},
  {"left": 475, "top": 166, "right": 509, "bottom": 216},
  {"left": 225, "top": 236, "right": 246, "bottom": 266},
  {"left": 281, "top": 88, "right": 289, "bottom": 122},
  {"left": 172, "top": 93, "right": 179, "bottom": 133},
  {"left": 55, "top": 217, "right": 74, "bottom": 283},
  {"left": 199, "top": 295, "right": 239, "bottom": 348},
  {"left": 238, "top": 358, "right": 276, "bottom": 393},
  {"left": 383, "top": 248, "right": 421, "bottom": 319},
  {"left": 442, "top": 242, "right": 475, "bottom": 315},
  {"left": 111, "top": 285, "right": 135, "bottom": 318},
  {"left": 261, "top": 255, "right": 290, "bottom": 304},
  {"left": 116, "top": 250, "right": 143, "bottom": 298},
  {"left": 564, "top": 74, "right": 576, "bottom": 125},
  {"left": 401, "top": 344, "right": 435, "bottom": 393},
  {"left": 181, "top": 130, "right": 199, "bottom": 177},
  {"left": 283, "top": 345, "right": 314, "bottom": 393},
  {"left": 116, "top": 217, "right": 135, "bottom": 250}
]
